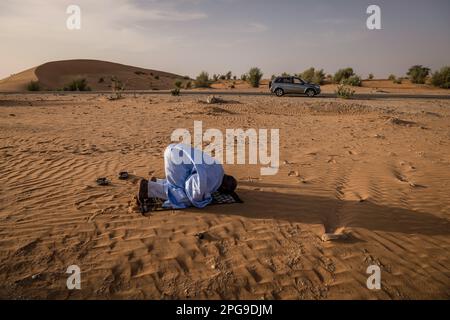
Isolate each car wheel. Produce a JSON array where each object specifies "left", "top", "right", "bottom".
[
  {"left": 306, "top": 89, "right": 315, "bottom": 97},
  {"left": 275, "top": 88, "right": 284, "bottom": 97}
]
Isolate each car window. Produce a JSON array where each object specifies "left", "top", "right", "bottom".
[
  {"left": 293, "top": 78, "right": 303, "bottom": 84},
  {"left": 282, "top": 77, "right": 292, "bottom": 83},
  {"left": 274, "top": 77, "right": 282, "bottom": 83}
]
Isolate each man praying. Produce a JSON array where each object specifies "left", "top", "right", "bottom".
[{"left": 137, "top": 143, "right": 237, "bottom": 213}]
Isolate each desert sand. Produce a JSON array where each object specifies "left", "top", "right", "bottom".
[{"left": 0, "top": 92, "right": 449, "bottom": 300}]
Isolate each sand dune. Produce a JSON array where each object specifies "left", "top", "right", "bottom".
[
  {"left": 0, "top": 93, "right": 449, "bottom": 299},
  {"left": 0, "top": 60, "right": 187, "bottom": 92}
]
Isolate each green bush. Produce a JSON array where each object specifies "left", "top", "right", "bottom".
[
  {"left": 64, "top": 78, "right": 90, "bottom": 91},
  {"left": 108, "top": 76, "right": 125, "bottom": 100},
  {"left": 313, "top": 69, "right": 325, "bottom": 85},
  {"left": 226, "top": 71, "right": 232, "bottom": 80},
  {"left": 388, "top": 74, "right": 396, "bottom": 81},
  {"left": 27, "top": 81, "right": 40, "bottom": 91},
  {"left": 240, "top": 74, "right": 247, "bottom": 81},
  {"left": 407, "top": 65, "right": 430, "bottom": 84},
  {"left": 194, "top": 71, "right": 211, "bottom": 88},
  {"left": 171, "top": 88, "right": 180, "bottom": 96},
  {"left": 431, "top": 66, "right": 450, "bottom": 89},
  {"left": 247, "top": 67, "right": 263, "bottom": 88},
  {"left": 300, "top": 68, "right": 325, "bottom": 84},
  {"left": 335, "top": 84, "right": 355, "bottom": 99},
  {"left": 333, "top": 68, "right": 354, "bottom": 84},
  {"left": 174, "top": 80, "right": 182, "bottom": 88},
  {"left": 342, "top": 75, "right": 362, "bottom": 87},
  {"left": 300, "top": 67, "right": 315, "bottom": 83},
  {"left": 393, "top": 78, "right": 402, "bottom": 84},
  {"left": 368, "top": 73, "right": 374, "bottom": 80}
]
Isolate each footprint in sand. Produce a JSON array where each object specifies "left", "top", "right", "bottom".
[
  {"left": 392, "top": 169, "right": 426, "bottom": 188},
  {"left": 288, "top": 170, "right": 299, "bottom": 177}
]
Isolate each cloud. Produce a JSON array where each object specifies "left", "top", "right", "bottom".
[
  {"left": 0, "top": 0, "right": 209, "bottom": 78},
  {"left": 0, "top": 0, "right": 207, "bottom": 25},
  {"left": 245, "top": 22, "right": 268, "bottom": 33},
  {"left": 139, "top": 9, "right": 207, "bottom": 21}
]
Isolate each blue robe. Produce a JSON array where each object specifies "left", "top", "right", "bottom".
[{"left": 161, "top": 143, "right": 224, "bottom": 209}]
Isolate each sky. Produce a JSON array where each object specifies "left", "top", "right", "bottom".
[{"left": 0, "top": 0, "right": 449, "bottom": 79}]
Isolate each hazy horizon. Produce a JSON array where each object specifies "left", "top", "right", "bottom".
[{"left": 0, "top": 0, "right": 449, "bottom": 79}]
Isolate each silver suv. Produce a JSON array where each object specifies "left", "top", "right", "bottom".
[{"left": 269, "top": 76, "right": 321, "bottom": 97}]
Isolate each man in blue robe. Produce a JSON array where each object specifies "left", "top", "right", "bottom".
[{"left": 137, "top": 143, "right": 237, "bottom": 213}]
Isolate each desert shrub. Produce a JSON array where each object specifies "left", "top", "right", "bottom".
[
  {"left": 219, "top": 75, "right": 226, "bottom": 80},
  {"left": 27, "top": 81, "right": 40, "bottom": 91},
  {"left": 407, "top": 65, "right": 430, "bottom": 84},
  {"left": 233, "top": 75, "right": 237, "bottom": 80},
  {"left": 335, "top": 84, "right": 355, "bottom": 99},
  {"left": 212, "top": 74, "right": 219, "bottom": 81},
  {"left": 393, "top": 78, "right": 402, "bottom": 84},
  {"left": 431, "top": 66, "right": 450, "bottom": 89},
  {"left": 388, "top": 74, "right": 396, "bottom": 81},
  {"left": 240, "top": 74, "right": 247, "bottom": 81},
  {"left": 247, "top": 67, "right": 263, "bottom": 88},
  {"left": 174, "top": 80, "right": 182, "bottom": 88},
  {"left": 108, "top": 76, "right": 125, "bottom": 100},
  {"left": 313, "top": 69, "right": 325, "bottom": 85},
  {"left": 342, "top": 75, "right": 362, "bottom": 87},
  {"left": 226, "top": 71, "right": 232, "bottom": 80},
  {"left": 171, "top": 88, "right": 180, "bottom": 96},
  {"left": 195, "top": 71, "right": 211, "bottom": 88},
  {"left": 300, "top": 68, "right": 325, "bottom": 84},
  {"left": 271, "top": 75, "right": 276, "bottom": 80},
  {"left": 333, "top": 67, "right": 354, "bottom": 84},
  {"left": 64, "top": 78, "right": 90, "bottom": 91},
  {"left": 111, "top": 76, "right": 124, "bottom": 91},
  {"left": 368, "top": 73, "right": 374, "bottom": 80},
  {"left": 300, "top": 67, "right": 315, "bottom": 83},
  {"left": 184, "top": 81, "right": 192, "bottom": 89}
]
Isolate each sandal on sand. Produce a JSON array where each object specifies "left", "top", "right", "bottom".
[
  {"left": 118, "top": 171, "right": 129, "bottom": 180},
  {"left": 96, "top": 177, "right": 110, "bottom": 186}
]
